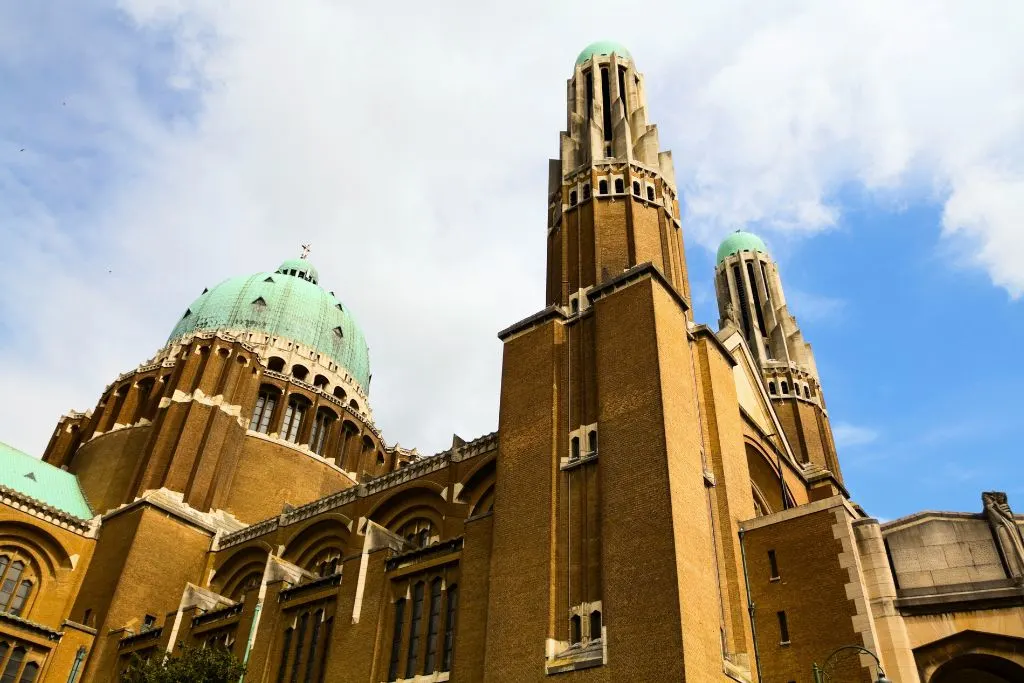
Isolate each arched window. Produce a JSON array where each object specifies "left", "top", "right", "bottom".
[
  {"left": 348, "top": 399, "right": 359, "bottom": 411},
  {"left": 569, "top": 190, "right": 578, "bottom": 206},
  {"left": 9, "top": 581, "right": 31, "bottom": 616},
  {"left": 632, "top": 180, "right": 641, "bottom": 196},
  {"left": 442, "top": 585, "right": 458, "bottom": 671},
  {"left": 134, "top": 378, "right": 156, "bottom": 421},
  {"left": 304, "top": 610, "right": 324, "bottom": 683},
  {"left": 268, "top": 356, "right": 286, "bottom": 373},
  {"left": 290, "top": 611, "right": 309, "bottom": 683},
  {"left": 646, "top": 186, "right": 655, "bottom": 201},
  {"left": 398, "top": 519, "right": 435, "bottom": 548},
  {"left": 333, "top": 386, "right": 347, "bottom": 400},
  {"left": 780, "top": 381, "right": 789, "bottom": 394},
  {"left": 0, "top": 561, "right": 25, "bottom": 611},
  {"left": 249, "top": 386, "right": 280, "bottom": 433},
  {"left": 406, "top": 583, "right": 425, "bottom": 678},
  {"left": 18, "top": 662, "right": 38, "bottom": 683},
  {"left": 276, "top": 628, "right": 293, "bottom": 683},
  {"left": 309, "top": 408, "right": 336, "bottom": 456},
  {"left": 281, "top": 396, "right": 310, "bottom": 443},
  {"left": 1, "top": 647, "right": 25, "bottom": 683},
  {"left": 614, "top": 178, "right": 624, "bottom": 193},
  {"left": 582, "top": 184, "right": 591, "bottom": 200},
  {"left": 570, "top": 436, "right": 580, "bottom": 460},
  {"left": 803, "top": 386, "right": 810, "bottom": 399},
  {"left": 388, "top": 599, "right": 405, "bottom": 682},
  {"left": 587, "top": 430, "right": 598, "bottom": 455},
  {"left": 376, "top": 452, "right": 386, "bottom": 467},
  {"left": 313, "top": 375, "right": 329, "bottom": 390},
  {"left": 424, "top": 578, "right": 443, "bottom": 674},
  {"left": 589, "top": 610, "right": 602, "bottom": 640},
  {"left": 768, "top": 382, "right": 776, "bottom": 395},
  {"left": 570, "top": 615, "right": 582, "bottom": 644},
  {"left": 598, "top": 179, "right": 608, "bottom": 194},
  {"left": 292, "top": 364, "right": 309, "bottom": 382}
]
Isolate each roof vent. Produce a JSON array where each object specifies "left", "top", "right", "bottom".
[
  {"left": 24, "top": 472, "right": 36, "bottom": 481},
  {"left": 264, "top": 276, "right": 275, "bottom": 283},
  {"left": 333, "top": 326, "right": 344, "bottom": 339},
  {"left": 182, "top": 308, "right": 192, "bottom": 319},
  {"left": 252, "top": 297, "right": 267, "bottom": 307}
]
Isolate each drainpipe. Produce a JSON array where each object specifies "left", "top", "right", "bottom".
[
  {"left": 738, "top": 528, "right": 762, "bottom": 682},
  {"left": 239, "top": 601, "right": 262, "bottom": 683}
]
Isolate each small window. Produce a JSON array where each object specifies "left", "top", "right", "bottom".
[
  {"left": 589, "top": 610, "right": 602, "bottom": 640},
  {"left": 632, "top": 180, "right": 640, "bottom": 196},
  {"left": 598, "top": 179, "right": 608, "bottom": 194},
  {"left": 268, "top": 356, "right": 286, "bottom": 372},
  {"left": 614, "top": 178, "right": 624, "bottom": 193},
  {"left": 569, "top": 190, "right": 578, "bottom": 206},
  {"left": 143, "top": 614, "right": 157, "bottom": 631},
  {"left": 570, "top": 436, "right": 580, "bottom": 460},
  {"left": 570, "top": 297, "right": 579, "bottom": 314},
  {"left": 583, "top": 184, "right": 591, "bottom": 200},
  {"left": 768, "top": 550, "right": 779, "bottom": 579},
  {"left": 587, "top": 429, "right": 598, "bottom": 455},
  {"left": 803, "top": 386, "right": 810, "bottom": 399},
  {"left": 777, "top": 611, "right": 789, "bottom": 644},
  {"left": 646, "top": 186, "right": 655, "bottom": 201},
  {"left": 768, "top": 382, "right": 777, "bottom": 395},
  {"left": 83, "top": 608, "right": 93, "bottom": 626},
  {"left": 570, "top": 615, "right": 582, "bottom": 644},
  {"left": 781, "top": 381, "right": 789, "bottom": 394},
  {"left": 292, "top": 364, "right": 309, "bottom": 381}
]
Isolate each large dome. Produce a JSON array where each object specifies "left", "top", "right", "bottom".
[
  {"left": 168, "top": 258, "right": 371, "bottom": 391},
  {"left": 716, "top": 231, "right": 769, "bottom": 264},
  {"left": 576, "top": 40, "right": 632, "bottom": 65}
]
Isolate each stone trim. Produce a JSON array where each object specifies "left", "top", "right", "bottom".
[
  {"left": 497, "top": 306, "right": 568, "bottom": 342},
  {"left": 0, "top": 484, "right": 96, "bottom": 536},
  {"left": 0, "top": 611, "right": 63, "bottom": 641},
  {"left": 587, "top": 261, "right": 689, "bottom": 312},
  {"left": 738, "top": 495, "right": 859, "bottom": 532}
]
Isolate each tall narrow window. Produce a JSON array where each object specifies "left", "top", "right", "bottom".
[
  {"left": 768, "top": 382, "right": 777, "bottom": 395},
  {"left": 600, "top": 67, "right": 612, "bottom": 142},
  {"left": 587, "top": 430, "right": 598, "bottom": 454},
  {"left": 570, "top": 615, "right": 582, "bottom": 644},
  {"left": 781, "top": 382, "right": 789, "bottom": 394},
  {"left": 614, "top": 178, "right": 624, "bottom": 193},
  {"left": 569, "top": 190, "right": 577, "bottom": 206},
  {"left": 777, "top": 611, "right": 790, "bottom": 643},
  {"left": 281, "top": 397, "right": 308, "bottom": 443},
  {"left": 316, "top": 618, "right": 333, "bottom": 683},
  {"left": 733, "top": 265, "right": 753, "bottom": 340},
  {"left": 746, "top": 262, "right": 768, "bottom": 337},
  {"left": 310, "top": 409, "right": 336, "bottom": 455},
  {"left": 632, "top": 180, "right": 641, "bottom": 196},
  {"left": 290, "top": 612, "right": 309, "bottom": 683},
  {"left": 768, "top": 550, "right": 779, "bottom": 579},
  {"left": 598, "top": 179, "right": 608, "bottom": 194},
  {"left": 250, "top": 389, "right": 278, "bottom": 433},
  {"left": 277, "top": 628, "right": 293, "bottom": 683},
  {"left": 424, "top": 578, "right": 443, "bottom": 674},
  {"left": 585, "top": 71, "right": 593, "bottom": 120},
  {"left": 589, "top": 610, "right": 602, "bottom": 640},
  {"left": 582, "top": 184, "right": 591, "bottom": 200},
  {"left": 17, "top": 662, "right": 37, "bottom": 683},
  {"left": 388, "top": 599, "right": 405, "bottom": 682},
  {"left": 1, "top": 648, "right": 25, "bottom": 683},
  {"left": 804, "top": 386, "right": 810, "bottom": 399},
  {"left": 442, "top": 585, "right": 458, "bottom": 671},
  {"left": 646, "top": 186, "right": 655, "bottom": 201},
  {"left": 406, "top": 582, "right": 425, "bottom": 678},
  {"left": 570, "top": 436, "right": 580, "bottom": 460},
  {"left": 0, "top": 561, "right": 24, "bottom": 610},
  {"left": 304, "top": 610, "right": 323, "bottom": 683}
]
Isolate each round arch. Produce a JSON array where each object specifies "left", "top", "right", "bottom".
[
  {"left": 281, "top": 517, "right": 351, "bottom": 570},
  {"left": 745, "top": 442, "right": 795, "bottom": 514},
  {"left": 931, "top": 653, "right": 1024, "bottom": 683}
]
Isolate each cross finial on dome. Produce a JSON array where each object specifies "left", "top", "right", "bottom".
[{"left": 300, "top": 243, "right": 311, "bottom": 260}]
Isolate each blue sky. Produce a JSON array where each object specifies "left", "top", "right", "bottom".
[{"left": 1, "top": 1, "right": 1022, "bottom": 522}]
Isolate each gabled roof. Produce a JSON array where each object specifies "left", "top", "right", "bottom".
[{"left": 0, "top": 441, "right": 93, "bottom": 520}]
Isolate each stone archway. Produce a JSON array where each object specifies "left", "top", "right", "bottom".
[
  {"left": 930, "top": 653, "right": 1024, "bottom": 683},
  {"left": 914, "top": 630, "right": 1024, "bottom": 683}
]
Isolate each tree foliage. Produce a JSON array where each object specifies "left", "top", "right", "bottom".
[{"left": 121, "top": 645, "right": 246, "bottom": 683}]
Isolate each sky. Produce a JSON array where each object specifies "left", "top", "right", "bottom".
[{"left": 1, "top": 1, "right": 1022, "bottom": 521}]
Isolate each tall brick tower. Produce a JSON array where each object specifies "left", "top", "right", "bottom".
[
  {"left": 714, "top": 231, "right": 843, "bottom": 484},
  {"left": 485, "top": 42, "right": 752, "bottom": 681}
]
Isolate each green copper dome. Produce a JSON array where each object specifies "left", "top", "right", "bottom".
[
  {"left": 576, "top": 40, "right": 632, "bottom": 65},
  {"left": 168, "top": 258, "right": 371, "bottom": 391},
  {"left": 0, "top": 441, "right": 93, "bottom": 519},
  {"left": 716, "top": 231, "right": 769, "bottom": 264}
]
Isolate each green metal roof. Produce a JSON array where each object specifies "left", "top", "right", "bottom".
[
  {"left": 576, "top": 41, "right": 632, "bottom": 65},
  {"left": 716, "top": 231, "right": 769, "bottom": 264},
  {"left": 168, "top": 259, "right": 371, "bottom": 391},
  {"left": 0, "top": 441, "right": 93, "bottom": 519}
]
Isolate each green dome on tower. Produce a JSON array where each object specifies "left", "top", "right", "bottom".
[
  {"left": 716, "top": 231, "right": 769, "bottom": 264},
  {"left": 168, "top": 258, "right": 371, "bottom": 391},
  {"left": 576, "top": 40, "right": 632, "bottom": 65}
]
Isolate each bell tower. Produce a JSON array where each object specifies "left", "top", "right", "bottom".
[
  {"left": 714, "top": 231, "right": 843, "bottom": 484},
  {"left": 485, "top": 43, "right": 753, "bottom": 682},
  {"left": 546, "top": 40, "right": 691, "bottom": 312}
]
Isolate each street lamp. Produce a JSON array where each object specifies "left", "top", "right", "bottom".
[{"left": 812, "top": 645, "right": 891, "bottom": 683}]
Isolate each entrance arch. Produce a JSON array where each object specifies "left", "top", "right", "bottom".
[{"left": 930, "top": 653, "right": 1024, "bottom": 683}]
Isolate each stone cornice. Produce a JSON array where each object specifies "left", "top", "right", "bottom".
[
  {"left": 0, "top": 484, "right": 96, "bottom": 536},
  {"left": 587, "top": 261, "right": 689, "bottom": 313},
  {"left": 497, "top": 306, "right": 567, "bottom": 342}
]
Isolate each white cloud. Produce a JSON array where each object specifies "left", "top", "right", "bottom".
[
  {"left": 1, "top": 0, "right": 1023, "bottom": 457},
  {"left": 833, "top": 423, "right": 880, "bottom": 449}
]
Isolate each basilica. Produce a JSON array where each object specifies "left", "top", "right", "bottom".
[{"left": 2, "top": 41, "right": 1022, "bottom": 683}]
